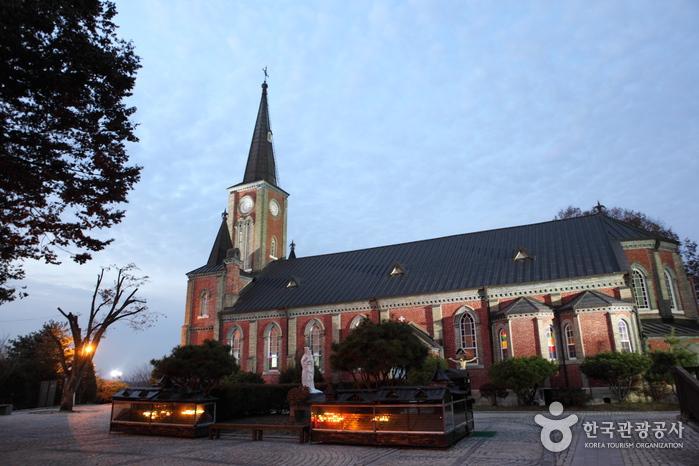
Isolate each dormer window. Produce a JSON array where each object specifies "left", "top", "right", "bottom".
[
  {"left": 286, "top": 278, "right": 298, "bottom": 288},
  {"left": 389, "top": 263, "right": 405, "bottom": 277},
  {"left": 513, "top": 247, "right": 532, "bottom": 261}
]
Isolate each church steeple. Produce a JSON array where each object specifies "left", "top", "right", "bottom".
[
  {"left": 227, "top": 76, "right": 288, "bottom": 273},
  {"left": 243, "top": 79, "right": 277, "bottom": 186},
  {"left": 207, "top": 212, "right": 233, "bottom": 266}
]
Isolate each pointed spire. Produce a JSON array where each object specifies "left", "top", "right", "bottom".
[
  {"left": 207, "top": 212, "right": 233, "bottom": 266},
  {"left": 243, "top": 77, "right": 278, "bottom": 186},
  {"left": 288, "top": 240, "right": 296, "bottom": 260}
]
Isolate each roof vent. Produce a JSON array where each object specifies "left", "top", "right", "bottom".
[
  {"left": 513, "top": 247, "right": 533, "bottom": 261},
  {"left": 286, "top": 277, "right": 299, "bottom": 288},
  {"left": 389, "top": 262, "right": 405, "bottom": 277}
]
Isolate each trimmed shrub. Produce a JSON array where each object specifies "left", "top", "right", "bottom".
[
  {"left": 330, "top": 320, "right": 428, "bottom": 388},
  {"left": 212, "top": 383, "right": 297, "bottom": 420},
  {"left": 581, "top": 352, "right": 650, "bottom": 402},
  {"left": 406, "top": 355, "right": 448, "bottom": 385},
  {"left": 151, "top": 340, "right": 237, "bottom": 394},
  {"left": 278, "top": 365, "right": 324, "bottom": 384},
  {"left": 224, "top": 371, "right": 264, "bottom": 384},
  {"left": 644, "top": 351, "right": 678, "bottom": 402},
  {"left": 478, "top": 383, "right": 509, "bottom": 406},
  {"left": 490, "top": 356, "right": 558, "bottom": 405}
]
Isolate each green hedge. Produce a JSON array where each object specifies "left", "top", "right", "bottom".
[
  {"left": 212, "top": 383, "right": 295, "bottom": 420},
  {"left": 213, "top": 382, "right": 330, "bottom": 420}
]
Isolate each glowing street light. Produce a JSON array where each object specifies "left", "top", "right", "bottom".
[
  {"left": 81, "top": 343, "right": 95, "bottom": 355},
  {"left": 110, "top": 369, "right": 123, "bottom": 379}
]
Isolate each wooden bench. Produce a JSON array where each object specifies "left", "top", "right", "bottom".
[{"left": 209, "top": 422, "right": 310, "bottom": 443}]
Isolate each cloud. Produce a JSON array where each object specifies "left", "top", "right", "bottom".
[{"left": 4, "top": 0, "right": 698, "bottom": 374}]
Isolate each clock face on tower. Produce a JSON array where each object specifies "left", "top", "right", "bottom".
[
  {"left": 269, "top": 199, "right": 280, "bottom": 217},
  {"left": 239, "top": 195, "right": 254, "bottom": 214}
]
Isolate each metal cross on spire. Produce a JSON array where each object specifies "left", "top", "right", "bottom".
[
  {"left": 262, "top": 66, "right": 269, "bottom": 83},
  {"left": 593, "top": 201, "right": 606, "bottom": 214}
]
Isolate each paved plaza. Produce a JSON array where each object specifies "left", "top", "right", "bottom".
[{"left": 0, "top": 404, "right": 696, "bottom": 465}]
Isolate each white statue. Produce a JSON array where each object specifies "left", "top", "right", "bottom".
[
  {"left": 301, "top": 346, "right": 322, "bottom": 394},
  {"left": 449, "top": 353, "right": 478, "bottom": 370}
]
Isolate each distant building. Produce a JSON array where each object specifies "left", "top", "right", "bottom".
[{"left": 181, "top": 80, "right": 699, "bottom": 389}]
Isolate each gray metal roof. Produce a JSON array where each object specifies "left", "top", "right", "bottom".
[
  {"left": 495, "top": 297, "right": 552, "bottom": 318},
  {"left": 242, "top": 82, "right": 277, "bottom": 186},
  {"left": 642, "top": 318, "right": 699, "bottom": 338},
  {"left": 206, "top": 215, "right": 232, "bottom": 267},
  {"left": 226, "top": 214, "right": 649, "bottom": 313},
  {"left": 558, "top": 290, "right": 631, "bottom": 311}
]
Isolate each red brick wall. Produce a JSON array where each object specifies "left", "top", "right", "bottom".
[
  {"left": 509, "top": 317, "right": 540, "bottom": 357},
  {"left": 224, "top": 263, "right": 241, "bottom": 294},
  {"left": 188, "top": 328, "right": 214, "bottom": 346},
  {"left": 184, "top": 275, "right": 219, "bottom": 346},
  {"left": 188, "top": 275, "right": 219, "bottom": 327},
  {"left": 579, "top": 312, "right": 613, "bottom": 355},
  {"left": 265, "top": 190, "right": 287, "bottom": 260},
  {"left": 625, "top": 248, "right": 654, "bottom": 274},
  {"left": 388, "top": 306, "right": 430, "bottom": 331}
]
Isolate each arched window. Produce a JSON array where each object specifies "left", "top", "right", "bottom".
[
  {"left": 229, "top": 327, "right": 242, "bottom": 362},
  {"left": 546, "top": 325, "right": 557, "bottom": 361},
  {"left": 237, "top": 218, "right": 254, "bottom": 270},
  {"left": 564, "top": 324, "right": 576, "bottom": 360},
  {"left": 455, "top": 311, "right": 478, "bottom": 364},
  {"left": 499, "top": 328, "right": 509, "bottom": 360},
  {"left": 631, "top": 268, "right": 650, "bottom": 310},
  {"left": 199, "top": 290, "right": 209, "bottom": 317},
  {"left": 270, "top": 237, "right": 278, "bottom": 259},
  {"left": 349, "top": 315, "right": 366, "bottom": 330},
  {"left": 618, "top": 320, "right": 633, "bottom": 352},
  {"left": 664, "top": 268, "right": 680, "bottom": 311},
  {"left": 305, "top": 320, "right": 324, "bottom": 371},
  {"left": 264, "top": 323, "right": 282, "bottom": 370}
]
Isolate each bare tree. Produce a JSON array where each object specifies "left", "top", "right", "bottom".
[
  {"left": 126, "top": 363, "right": 155, "bottom": 387},
  {"left": 48, "top": 264, "right": 155, "bottom": 411}
]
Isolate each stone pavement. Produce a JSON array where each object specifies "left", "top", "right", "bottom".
[{"left": 0, "top": 404, "right": 696, "bottom": 465}]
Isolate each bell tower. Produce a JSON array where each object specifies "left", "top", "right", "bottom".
[{"left": 227, "top": 78, "right": 288, "bottom": 272}]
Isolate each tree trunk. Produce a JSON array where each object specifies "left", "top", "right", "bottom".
[{"left": 59, "top": 372, "right": 80, "bottom": 411}]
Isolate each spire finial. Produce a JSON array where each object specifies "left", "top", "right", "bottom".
[
  {"left": 593, "top": 201, "right": 606, "bottom": 214},
  {"left": 289, "top": 240, "right": 296, "bottom": 260},
  {"left": 221, "top": 210, "right": 228, "bottom": 221},
  {"left": 262, "top": 66, "right": 269, "bottom": 84}
]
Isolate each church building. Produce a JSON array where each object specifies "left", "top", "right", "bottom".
[{"left": 181, "top": 80, "right": 699, "bottom": 391}]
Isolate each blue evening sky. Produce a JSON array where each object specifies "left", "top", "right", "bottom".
[{"left": 2, "top": 0, "right": 698, "bottom": 377}]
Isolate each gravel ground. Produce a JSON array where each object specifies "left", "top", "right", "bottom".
[{"left": 0, "top": 404, "right": 696, "bottom": 465}]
